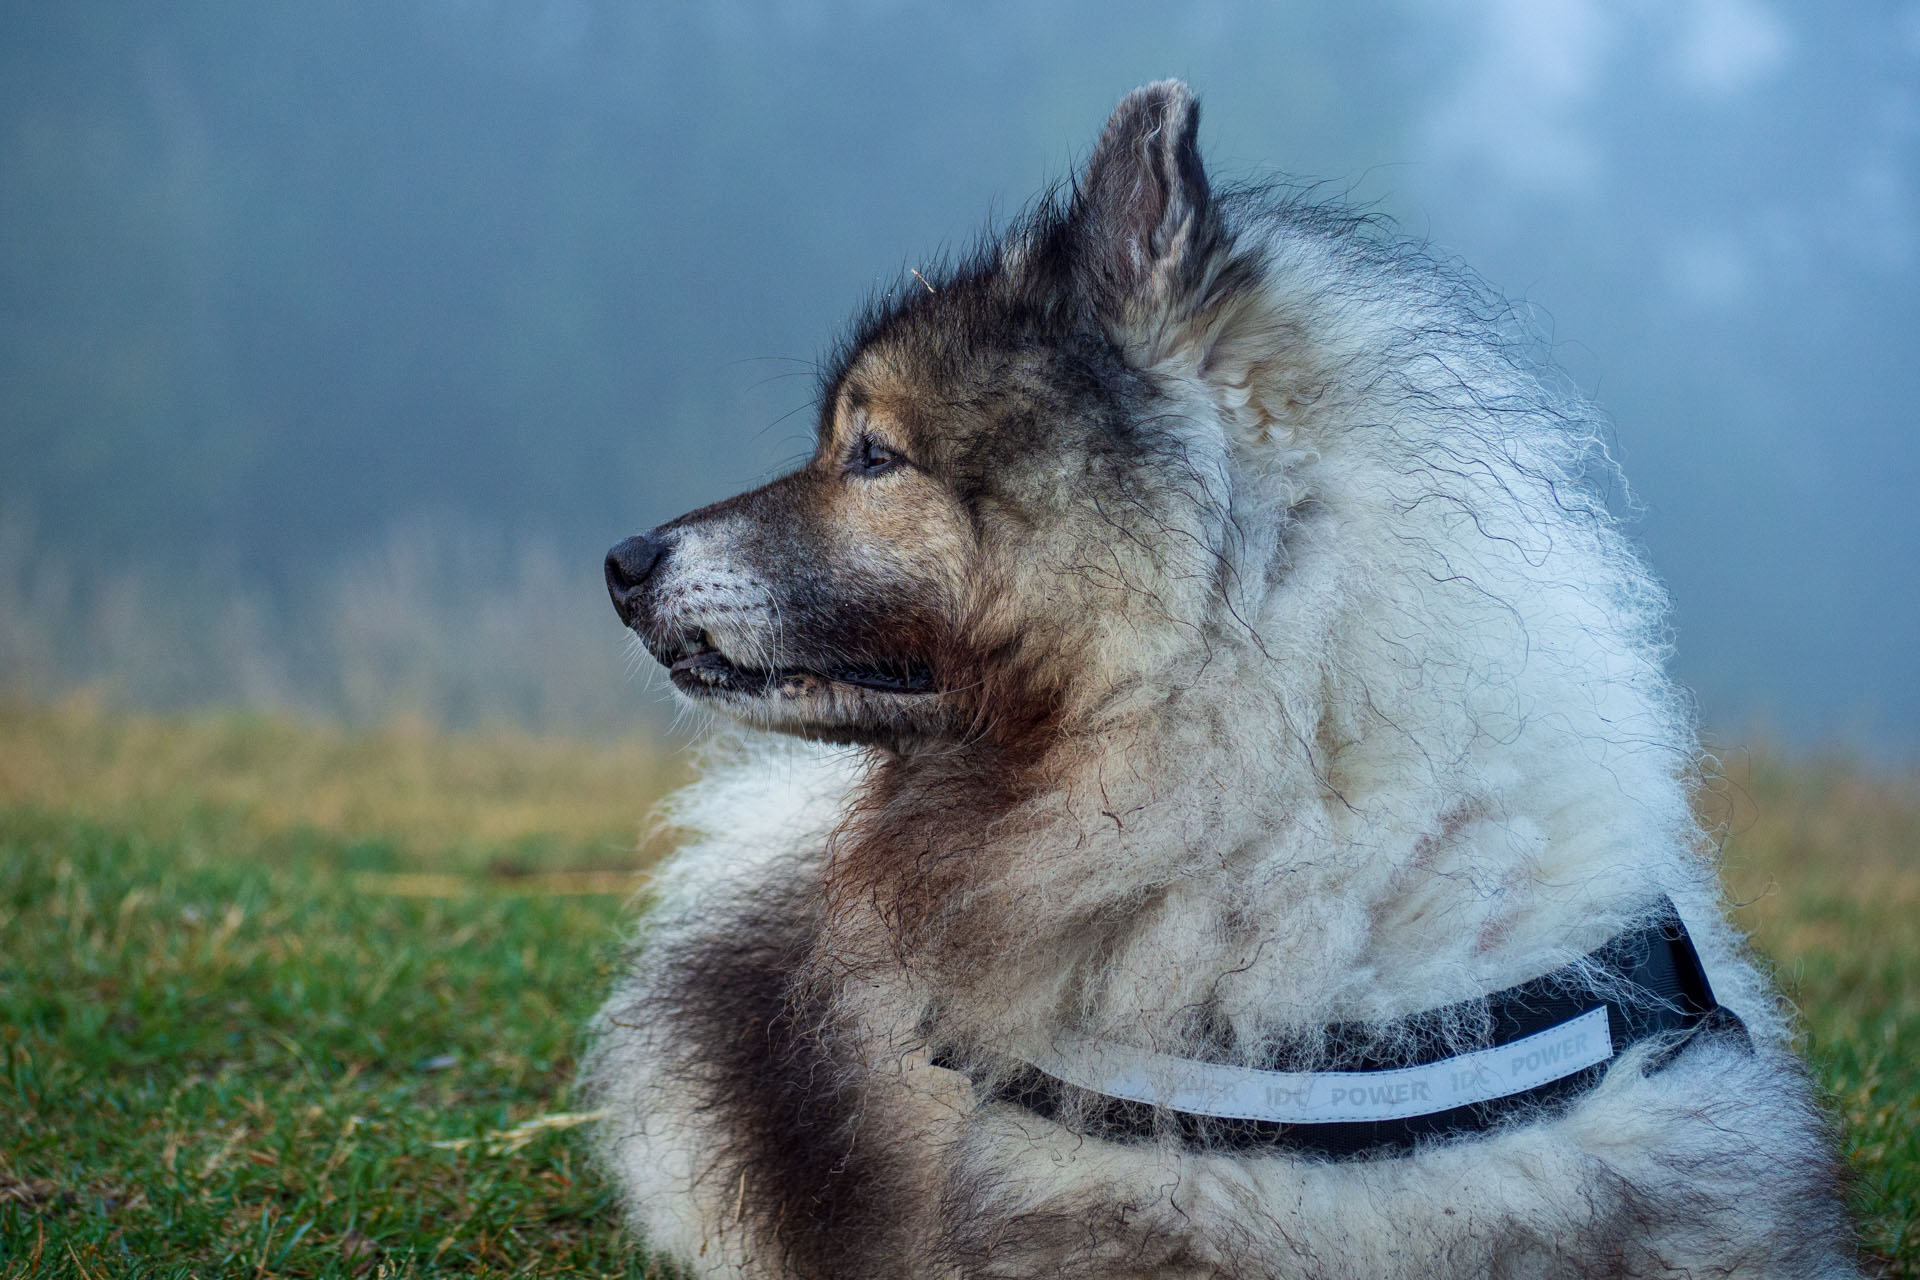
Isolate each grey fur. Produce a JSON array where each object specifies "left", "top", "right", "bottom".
[{"left": 586, "top": 82, "right": 1859, "bottom": 1278}]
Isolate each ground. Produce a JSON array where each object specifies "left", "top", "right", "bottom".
[{"left": 0, "top": 700, "right": 1913, "bottom": 1277}]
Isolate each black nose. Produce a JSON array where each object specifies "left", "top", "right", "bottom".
[{"left": 605, "top": 533, "right": 669, "bottom": 626}]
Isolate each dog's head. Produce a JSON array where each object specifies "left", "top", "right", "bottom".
[{"left": 608, "top": 82, "right": 1256, "bottom": 751}]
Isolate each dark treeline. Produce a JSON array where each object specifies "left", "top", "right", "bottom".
[{"left": 1, "top": 2, "right": 1915, "bottom": 744}]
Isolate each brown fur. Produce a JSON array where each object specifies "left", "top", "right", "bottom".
[{"left": 589, "top": 81, "right": 1860, "bottom": 1279}]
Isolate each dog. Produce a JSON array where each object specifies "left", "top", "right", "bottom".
[{"left": 587, "top": 81, "right": 1857, "bottom": 1279}]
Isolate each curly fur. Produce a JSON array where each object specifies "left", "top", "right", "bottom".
[{"left": 586, "top": 82, "right": 1857, "bottom": 1278}]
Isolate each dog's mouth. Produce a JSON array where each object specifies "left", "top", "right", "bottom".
[{"left": 661, "top": 633, "right": 936, "bottom": 699}]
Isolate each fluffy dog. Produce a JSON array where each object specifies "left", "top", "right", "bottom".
[{"left": 588, "top": 82, "right": 1857, "bottom": 1278}]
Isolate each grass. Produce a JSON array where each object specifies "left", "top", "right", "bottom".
[
  {"left": 1708, "top": 748, "right": 1920, "bottom": 1271},
  {"left": 0, "top": 700, "right": 1914, "bottom": 1276},
  {"left": 0, "top": 701, "right": 682, "bottom": 1277},
  {"left": 0, "top": 698, "right": 682, "bottom": 875}
]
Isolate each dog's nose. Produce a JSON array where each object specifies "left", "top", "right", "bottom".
[{"left": 605, "top": 533, "right": 669, "bottom": 626}]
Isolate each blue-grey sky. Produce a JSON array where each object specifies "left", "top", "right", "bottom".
[{"left": 2, "top": 1, "right": 1915, "bottom": 747}]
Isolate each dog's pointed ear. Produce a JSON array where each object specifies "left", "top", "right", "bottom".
[{"left": 1071, "top": 80, "right": 1221, "bottom": 334}]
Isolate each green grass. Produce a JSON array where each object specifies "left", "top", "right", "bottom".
[
  {"left": 0, "top": 805, "right": 651, "bottom": 1277},
  {"left": 0, "top": 704, "right": 1914, "bottom": 1276},
  {"left": 1711, "top": 750, "right": 1920, "bottom": 1273}
]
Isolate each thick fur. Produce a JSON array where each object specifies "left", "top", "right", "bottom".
[{"left": 587, "top": 83, "right": 1857, "bottom": 1278}]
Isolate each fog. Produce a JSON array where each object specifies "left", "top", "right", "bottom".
[{"left": 3, "top": 1, "right": 1916, "bottom": 749}]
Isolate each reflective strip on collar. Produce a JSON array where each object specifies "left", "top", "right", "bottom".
[{"left": 1025, "top": 1006, "right": 1615, "bottom": 1125}]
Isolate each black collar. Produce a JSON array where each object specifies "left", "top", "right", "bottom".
[{"left": 935, "top": 898, "right": 1748, "bottom": 1160}]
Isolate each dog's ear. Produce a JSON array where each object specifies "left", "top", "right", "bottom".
[{"left": 1071, "top": 80, "right": 1222, "bottom": 339}]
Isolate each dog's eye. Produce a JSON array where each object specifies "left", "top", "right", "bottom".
[{"left": 853, "top": 435, "right": 904, "bottom": 476}]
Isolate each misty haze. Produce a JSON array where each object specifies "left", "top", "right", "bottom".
[
  {"left": 3, "top": 1, "right": 1916, "bottom": 749},
  {"left": 7, "top": 7, "right": 1920, "bottom": 1274}
]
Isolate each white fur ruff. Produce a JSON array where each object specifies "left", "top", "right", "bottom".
[{"left": 586, "top": 86, "right": 1856, "bottom": 1279}]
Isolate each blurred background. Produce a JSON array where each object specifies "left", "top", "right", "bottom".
[
  {"left": 6, "top": 12, "right": 1919, "bottom": 1268},
  {"left": 3, "top": 0, "right": 1916, "bottom": 750}
]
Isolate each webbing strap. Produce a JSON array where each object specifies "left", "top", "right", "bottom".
[{"left": 936, "top": 899, "right": 1749, "bottom": 1159}]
